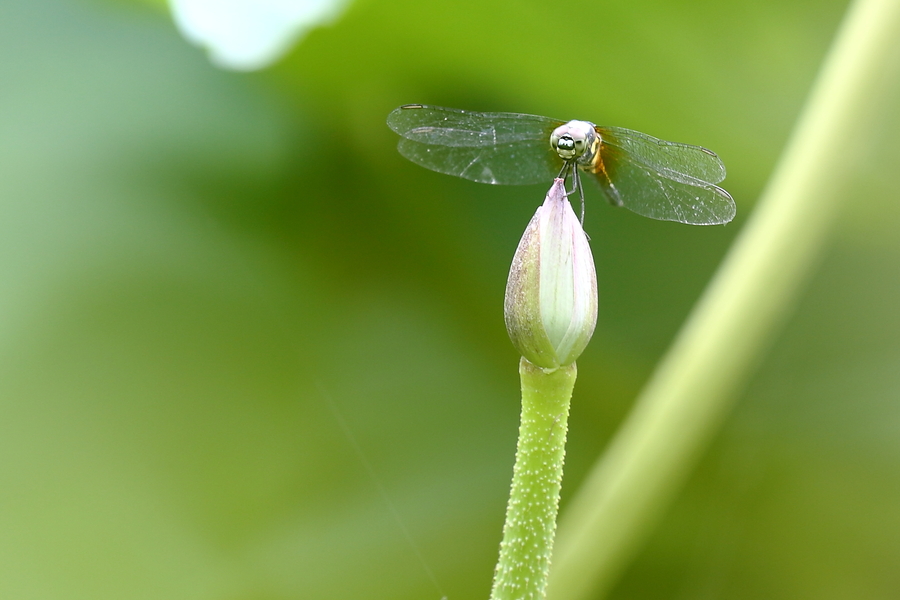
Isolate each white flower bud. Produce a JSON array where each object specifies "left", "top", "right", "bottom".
[{"left": 504, "top": 179, "right": 598, "bottom": 369}]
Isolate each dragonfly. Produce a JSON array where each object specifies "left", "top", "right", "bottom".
[{"left": 387, "top": 104, "right": 735, "bottom": 225}]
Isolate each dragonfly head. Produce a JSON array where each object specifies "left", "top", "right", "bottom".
[{"left": 550, "top": 120, "right": 597, "bottom": 162}]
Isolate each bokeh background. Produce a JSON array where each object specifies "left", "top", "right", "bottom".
[{"left": 2, "top": 0, "right": 899, "bottom": 598}]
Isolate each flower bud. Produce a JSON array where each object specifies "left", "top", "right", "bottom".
[{"left": 504, "top": 179, "right": 598, "bottom": 369}]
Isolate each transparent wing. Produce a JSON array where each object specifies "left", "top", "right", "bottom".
[
  {"left": 598, "top": 126, "right": 727, "bottom": 184},
  {"left": 387, "top": 104, "right": 563, "bottom": 184},
  {"left": 387, "top": 104, "right": 561, "bottom": 146},
  {"left": 396, "top": 137, "right": 561, "bottom": 185},
  {"left": 590, "top": 140, "right": 735, "bottom": 225}
]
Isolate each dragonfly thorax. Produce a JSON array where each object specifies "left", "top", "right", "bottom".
[{"left": 550, "top": 120, "right": 598, "bottom": 164}]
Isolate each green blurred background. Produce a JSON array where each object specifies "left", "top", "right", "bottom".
[{"left": 2, "top": 0, "right": 899, "bottom": 598}]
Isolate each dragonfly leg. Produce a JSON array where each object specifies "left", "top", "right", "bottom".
[
  {"left": 560, "top": 162, "right": 580, "bottom": 198},
  {"left": 560, "top": 162, "right": 588, "bottom": 230},
  {"left": 556, "top": 161, "right": 570, "bottom": 181},
  {"left": 558, "top": 162, "right": 578, "bottom": 197},
  {"left": 572, "top": 164, "right": 586, "bottom": 226}
]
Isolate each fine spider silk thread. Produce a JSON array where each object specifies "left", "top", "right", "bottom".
[{"left": 317, "top": 382, "right": 448, "bottom": 600}]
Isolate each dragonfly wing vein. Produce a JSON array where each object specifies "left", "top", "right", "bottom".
[
  {"left": 599, "top": 126, "right": 727, "bottom": 184},
  {"left": 397, "top": 137, "right": 561, "bottom": 185},
  {"left": 591, "top": 143, "right": 735, "bottom": 225},
  {"left": 388, "top": 105, "right": 560, "bottom": 147}
]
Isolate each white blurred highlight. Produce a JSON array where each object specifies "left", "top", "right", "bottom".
[{"left": 168, "top": 0, "right": 350, "bottom": 71}]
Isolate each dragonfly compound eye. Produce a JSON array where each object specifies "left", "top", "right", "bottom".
[
  {"left": 551, "top": 122, "right": 593, "bottom": 161},
  {"left": 551, "top": 133, "right": 581, "bottom": 159},
  {"left": 552, "top": 134, "right": 577, "bottom": 159}
]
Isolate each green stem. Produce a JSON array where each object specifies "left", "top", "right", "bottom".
[
  {"left": 490, "top": 358, "right": 577, "bottom": 600},
  {"left": 546, "top": 1, "right": 900, "bottom": 599}
]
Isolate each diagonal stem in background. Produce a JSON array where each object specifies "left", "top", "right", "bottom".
[{"left": 546, "top": 1, "right": 900, "bottom": 599}]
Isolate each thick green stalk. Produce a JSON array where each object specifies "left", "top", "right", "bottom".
[
  {"left": 546, "top": 1, "right": 900, "bottom": 599},
  {"left": 490, "top": 358, "right": 577, "bottom": 600}
]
